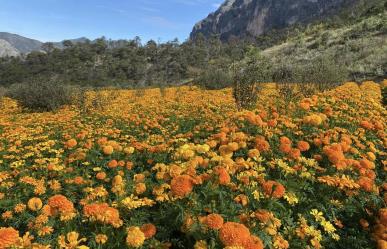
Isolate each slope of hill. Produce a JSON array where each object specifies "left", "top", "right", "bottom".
[
  {"left": 0, "top": 32, "right": 43, "bottom": 54},
  {"left": 262, "top": 6, "right": 387, "bottom": 80},
  {"left": 0, "top": 39, "right": 20, "bottom": 57},
  {"left": 191, "top": 0, "right": 355, "bottom": 40}
]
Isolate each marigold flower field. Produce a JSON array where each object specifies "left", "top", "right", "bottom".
[{"left": 0, "top": 81, "right": 386, "bottom": 249}]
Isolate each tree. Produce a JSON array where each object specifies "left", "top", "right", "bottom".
[{"left": 231, "top": 47, "right": 273, "bottom": 110}]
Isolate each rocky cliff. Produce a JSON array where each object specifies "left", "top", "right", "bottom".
[{"left": 191, "top": 0, "right": 354, "bottom": 40}]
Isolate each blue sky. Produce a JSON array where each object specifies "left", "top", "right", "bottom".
[{"left": 0, "top": 0, "right": 222, "bottom": 42}]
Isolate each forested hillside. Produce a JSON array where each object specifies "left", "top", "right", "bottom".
[{"left": 0, "top": 0, "right": 385, "bottom": 88}]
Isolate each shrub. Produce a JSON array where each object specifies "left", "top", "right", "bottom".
[
  {"left": 273, "top": 55, "right": 348, "bottom": 94},
  {"left": 299, "top": 55, "right": 348, "bottom": 91},
  {"left": 0, "top": 86, "right": 7, "bottom": 108},
  {"left": 231, "top": 48, "right": 273, "bottom": 110},
  {"left": 0, "top": 86, "right": 7, "bottom": 99},
  {"left": 196, "top": 68, "right": 232, "bottom": 90},
  {"left": 6, "top": 77, "right": 74, "bottom": 112}
]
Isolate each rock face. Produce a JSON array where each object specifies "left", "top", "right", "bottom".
[
  {"left": 191, "top": 0, "right": 353, "bottom": 40},
  {"left": 0, "top": 39, "right": 20, "bottom": 57}
]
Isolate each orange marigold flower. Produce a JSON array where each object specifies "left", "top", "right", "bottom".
[
  {"left": 297, "top": 141, "right": 310, "bottom": 152},
  {"left": 357, "top": 177, "right": 373, "bottom": 192},
  {"left": 73, "top": 176, "right": 84, "bottom": 185},
  {"left": 171, "top": 175, "right": 194, "bottom": 197},
  {"left": 65, "top": 139, "right": 77, "bottom": 149},
  {"left": 204, "top": 213, "right": 224, "bottom": 230},
  {"left": 83, "top": 203, "right": 123, "bottom": 228},
  {"left": 103, "top": 145, "right": 114, "bottom": 155},
  {"left": 323, "top": 144, "right": 345, "bottom": 165},
  {"left": 108, "top": 160, "right": 118, "bottom": 168},
  {"left": 280, "top": 136, "right": 292, "bottom": 145},
  {"left": 255, "top": 136, "right": 270, "bottom": 152},
  {"left": 379, "top": 208, "right": 387, "bottom": 225},
  {"left": 135, "top": 183, "right": 147, "bottom": 195},
  {"left": 255, "top": 209, "right": 272, "bottom": 223},
  {"left": 0, "top": 227, "right": 19, "bottom": 249},
  {"left": 245, "top": 235, "right": 264, "bottom": 249},
  {"left": 279, "top": 143, "right": 292, "bottom": 154},
  {"left": 219, "top": 222, "right": 251, "bottom": 247},
  {"left": 359, "top": 159, "right": 375, "bottom": 170},
  {"left": 47, "top": 195, "right": 74, "bottom": 214},
  {"left": 289, "top": 148, "right": 301, "bottom": 159},
  {"left": 140, "top": 223, "right": 157, "bottom": 238},
  {"left": 359, "top": 219, "right": 369, "bottom": 229},
  {"left": 360, "top": 120, "right": 374, "bottom": 130},
  {"left": 377, "top": 240, "right": 387, "bottom": 249},
  {"left": 262, "top": 181, "right": 285, "bottom": 198},
  {"left": 96, "top": 172, "right": 106, "bottom": 180},
  {"left": 299, "top": 98, "right": 312, "bottom": 110},
  {"left": 214, "top": 167, "right": 231, "bottom": 185}
]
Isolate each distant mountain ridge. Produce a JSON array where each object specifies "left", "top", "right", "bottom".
[
  {"left": 0, "top": 32, "right": 43, "bottom": 54},
  {"left": 0, "top": 32, "right": 89, "bottom": 57},
  {"left": 190, "top": 0, "right": 357, "bottom": 40}
]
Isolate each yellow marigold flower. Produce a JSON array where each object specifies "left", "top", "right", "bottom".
[
  {"left": 38, "top": 226, "right": 53, "bottom": 237},
  {"left": 102, "top": 145, "right": 114, "bottom": 155},
  {"left": 303, "top": 114, "right": 323, "bottom": 126},
  {"left": 194, "top": 240, "right": 208, "bottom": 249},
  {"left": 195, "top": 144, "right": 210, "bottom": 154},
  {"left": 28, "top": 197, "right": 43, "bottom": 211},
  {"left": 310, "top": 209, "right": 324, "bottom": 222},
  {"left": 126, "top": 226, "right": 145, "bottom": 248},
  {"left": 283, "top": 192, "right": 299, "bottom": 205},
  {"left": 58, "top": 231, "right": 86, "bottom": 249},
  {"left": 95, "top": 234, "right": 108, "bottom": 244},
  {"left": 273, "top": 235, "right": 289, "bottom": 249},
  {"left": 321, "top": 220, "right": 336, "bottom": 234},
  {"left": 124, "top": 146, "right": 135, "bottom": 154},
  {"left": 14, "top": 203, "right": 26, "bottom": 213},
  {"left": 2, "top": 211, "right": 12, "bottom": 220}
]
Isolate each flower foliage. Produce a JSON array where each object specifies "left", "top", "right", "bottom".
[{"left": 0, "top": 81, "right": 385, "bottom": 248}]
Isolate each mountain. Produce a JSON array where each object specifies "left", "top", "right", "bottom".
[
  {"left": 0, "top": 39, "right": 20, "bottom": 57},
  {"left": 0, "top": 32, "right": 90, "bottom": 57},
  {"left": 190, "top": 0, "right": 356, "bottom": 40},
  {"left": 52, "top": 37, "right": 90, "bottom": 49},
  {"left": 0, "top": 32, "right": 43, "bottom": 54}
]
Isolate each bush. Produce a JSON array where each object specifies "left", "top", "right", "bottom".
[
  {"left": 231, "top": 48, "right": 273, "bottom": 110},
  {"left": 299, "top": 55, "right": 348, "bottom": 91},
  {"left": 196, "top": 68, "right": 232, "bottom": 90},
  {"left": 6, "top": 77, "right": 74, "bottom": 112},
  {"left": 0, "top": 86, "right": 7, "bottom": 99},
  {"left": 273, "top": 55, "right": 348, "bottom": 94}
]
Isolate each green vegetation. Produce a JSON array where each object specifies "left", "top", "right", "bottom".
[
  {"left": 6, "top": 77, "right": 75, "bottom": 111},
  {"left": 232, "top": 48, "right": 272, "bottom": 110},
  {"left": 0, "top": 0, "right": 385, "bottom": 89}
]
